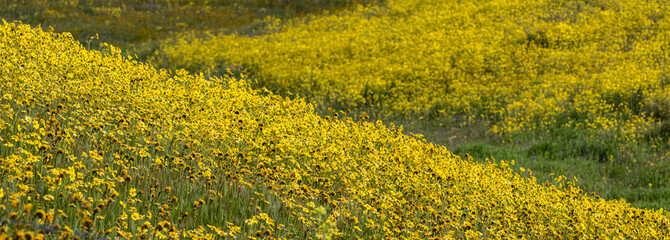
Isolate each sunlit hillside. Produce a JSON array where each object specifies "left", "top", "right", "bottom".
[
  {"left": 2, "top": 20, "right": 669, "bottom": 239},
  {"left": 155, "top": 0, "right": 670, "bottom": 210},
  {"left": 159, "top": 0, "right": 670, "bottom": 132},
  {"left": 0, "top": 0, "right": 379, "bottom": 60}
]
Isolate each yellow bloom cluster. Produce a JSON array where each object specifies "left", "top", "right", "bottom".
[
  {"left": 1, "top": 0, "right": 378, "bottom": 52},
  {"left": 157, "top": 0, "right": 670, "bottom": 137},
  {"left": 1, "top": 20, "right": 669, "bottom": 239}
]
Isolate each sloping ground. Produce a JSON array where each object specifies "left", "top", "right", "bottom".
[
  {"left": 157, "top": 0, "right": 670, "bottom": 136},
  {"left": 0, "top": 0, "right": 380, "bottom": 55},
  {"left": 1, "top": 20, "right": 669, "bottom": 239},
  {"left": 155, "top": 0, "right": 670, "bottom": 212}
]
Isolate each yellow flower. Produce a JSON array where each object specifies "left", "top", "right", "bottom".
[
  {"left": 131, "top": 212, "right": 142, "bottom": 221},
  {"left": 10, "top": 199, "right": 19, "bottom": 208},
  {"left": 245, "top": 217, "right": 258, "bottom": 226},
  {"left": 116, "top": 230, "right": 132, "bottom": 239},
  {"left": 34, "top": 209, "right": 46, "bottom": 220},
  {"left": 81, "top": 218, "right": 94, "bottom": 231}
]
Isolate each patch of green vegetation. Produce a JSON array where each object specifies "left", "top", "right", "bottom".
[{"left": 388, "top": 114, "right": 670, "bottom": 210}]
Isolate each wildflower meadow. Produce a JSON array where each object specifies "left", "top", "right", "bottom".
[{"left": 2, "top": 0, "right": 670, "bottom": 239}]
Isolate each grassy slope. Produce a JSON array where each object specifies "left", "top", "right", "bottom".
[
  {"left": 0, "top": 0, "right": 380, "bottom": 61},
  {"left": 2, "top": 20, "right": 670, "bottom": 239},
  {"left": 4, "top": 0, "right": 668, "bottom": 213},
  {"left": 154, "top": 0, "right": 670, "bottom": 210},
  {"left": 391, "top": 112, "right": 670, "bottom": 211}
]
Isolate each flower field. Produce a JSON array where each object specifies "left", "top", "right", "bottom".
[
  {"left": 0, "top": 0, "right": 379, "bottom": 52},
  {"left": 154, "top": 0, "right": 670, "bottom": 211},
  {"left": 4, "top": 0, "right": 670, "bottom": 239},
  {"left": 1, "top": 17, "right": 670, "bottom": 239},
  {"left": 158, "top": 0, "right": 670, "bottom": 135}
]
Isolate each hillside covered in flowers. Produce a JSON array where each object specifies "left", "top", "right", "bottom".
[
  {"left": 156, "top": 0, "right": 670, "bottom": 211},
  {"left": 1, "top": 19, "right": 670, "bottom": 239}
]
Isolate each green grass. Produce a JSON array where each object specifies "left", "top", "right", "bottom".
[{"left": 390, "top": 115, "right": 670, "bottom": 210}]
